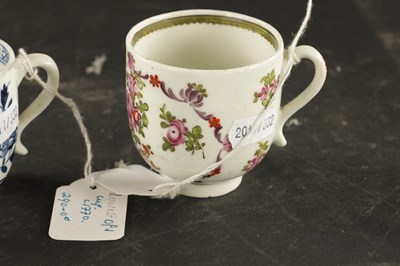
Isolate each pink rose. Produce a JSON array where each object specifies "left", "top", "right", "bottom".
[{"left": 167, "top": 119, "right": 188, "bottom": 146}]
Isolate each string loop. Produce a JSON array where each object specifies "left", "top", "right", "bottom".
[
  {"left": 12, "top": 0, "right": 312, "bottom": 198},
  {"left": 153, "top": 0, "right": 313, "bottom": 198},
  {"left": 16, "top": 49, "right": 95, "bottom": 187}
]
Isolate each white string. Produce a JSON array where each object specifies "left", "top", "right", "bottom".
[
  {"left": 16, "top": 49, "right": 95, "bottom": 187},
  {"left": 153, "top": 0, "right": 313, "bottom": 199}
]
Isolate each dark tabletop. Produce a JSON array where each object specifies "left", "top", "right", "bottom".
[{"left": 0, "top": 0, "right": 399, "bottom": 265}]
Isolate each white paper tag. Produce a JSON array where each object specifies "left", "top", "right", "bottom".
[
  {"left": 0, "top": 100, "right": 18, "bottom": 144},
  {"left": 49, "top": 179, "right": 128, "bottom": 241},
  {"left": 228, "top": 105, "right": 276, "bottom": 149},
  {"left": 95, "top": 164, "right": 176, "bottom": 196}
]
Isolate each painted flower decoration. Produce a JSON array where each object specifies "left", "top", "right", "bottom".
[
  {"left": 205, "top": 167, "right": 221, "bottom": 178},
  {"left": 141, "top": 144, "right": 152, "bottom": 157},
  {"left": 149, "top": 75, "right": 161, "bottom": 88},
  {"left": 138, "top": 143, "right": 160, "bottom": 171},
  {"left": 180, "top": 83, "right": 208, "bottom": 108},
  {"left": 126, "top": 52, "right": 150, "bottom": 144},
  {"left": 127, "top": 52, "right": 135, "bottom": 71},
  {"left": 208, "top": 116, "right": 221, "bottom": 128},
  {"left": 126, "top": 91, "right": 142, "bottom": 131},
  {"left": 127, "top": 74, "right": 138, "bottom": 97},
  {"left": 0, "top": 83, "right": 11, "bottom": 112},
  {"left": 0, "top": 83, "right": 16, "bottom": 174},
  {"left": 167, "top": 119, "right": 188, "bottom": 146},
  {"left": 242, "top": 141, "right": 269, "bottom": 172},
  {"left": 243, "top": 155, "right": 265, "bottom": 172},
  {"left": 160, "top": 104, "right": 206, "bottom": 158},
  {"left": 254, "top": 70, "right": 279, "bottom": 108},
  {"left": 222, "top": 135, "right": 233, "bottom": 152}
]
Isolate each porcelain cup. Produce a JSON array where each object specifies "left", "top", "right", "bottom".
[
  {"left": 125, "top": 10, "right": 326, "bottom": 197},
  {"left": 0, "top": 39, "right": 59, "bottom": 183}
]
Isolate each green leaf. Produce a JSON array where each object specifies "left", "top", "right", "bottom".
[
  {"left": 138, "top": 127, "right": 145, "bottom": 137},
  {"left": 192, "top": 126, "right": 202, "bottom": 138},
  {"left": 262, "top": 98, "right": 269, "bottom": 107},
  {"left": 260, "top": 70, "right": 275, "bottom": 85},
  {"left": 160, "top": 104, "right": 166, "bottom": 113},
  {"left": 186, "top": 131, "right": 194, "bottom": 140},
  {"left": 166, "top": 111, "right": 172, "bottom": 122},
  {"left": 132, "top": 134, "right": 141, "bottom": 145},
  {"left": 162, "top": 142, "right": 169, "bottom": 151},
  {"left": 161, "top": 121, "right": 169, "bottom": 128},
  {"left": 260, "top": 141, "right": 269, "bottom": 151},
  {"left": 162, "top": 137, "right": 175, "bottom": 152},
  {"left": 142, "top": 113, "right": 149, "bottom": 127},
  {"left": 185, "top": 140, "right": 193, "bottom": 151},
  {"left": 193, "top": 140, "right": 202, "bottom": 150},
  {"left": 142, "top": 103, "right": 149, "bottom": 111}
]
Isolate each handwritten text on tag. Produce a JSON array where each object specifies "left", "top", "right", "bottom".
[{"left": 49, "top": 179, "right": 128, "bottom": 241}]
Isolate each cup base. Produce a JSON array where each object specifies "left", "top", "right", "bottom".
[{"left": 179, "top": 176, "right": 242, "bottom": 198}]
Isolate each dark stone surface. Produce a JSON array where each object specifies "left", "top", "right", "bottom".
[{"left": 0, "top": 0, "right": 399, "bottom": 265}]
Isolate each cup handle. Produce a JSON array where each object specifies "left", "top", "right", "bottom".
[
  {"left": 272, "top": 45, "right": 327, "bottom": 147},
  {"left": 15, "top": 53, "right": 60, "bottom": 155}
]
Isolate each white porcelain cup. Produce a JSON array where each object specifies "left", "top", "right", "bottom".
[
  {"left": 125, "top": 10, "right": 326, "bottom": 197},
  {"left": 0, "top": 39, "right": 59, "bottom": 183}
]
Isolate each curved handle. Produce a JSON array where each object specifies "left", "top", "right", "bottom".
[
  {"left": 273, "top": 45, "right": 327, "bottom": 147},
  {"left": 15, "top": 53, "right": 59, "bottom": 155}
]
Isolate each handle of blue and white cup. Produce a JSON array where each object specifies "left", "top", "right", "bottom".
[
  {"left": 273, "top": 45, "right": 327, "bottom": 147},
  {"left": 14, "top": 53, "right": 60, "bottom": 155}
]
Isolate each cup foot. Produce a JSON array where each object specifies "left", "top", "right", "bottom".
[{"left": 179, "top": 176, "right": 242, "bottom": 198}]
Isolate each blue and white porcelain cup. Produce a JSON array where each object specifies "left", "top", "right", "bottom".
[{"left": 0, "top": 39, "right": 59, "bottom": 183}]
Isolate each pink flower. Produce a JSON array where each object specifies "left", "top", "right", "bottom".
[
  {"left": 222, "top": 135, "right": 232, "bottom": 152},
  {"left": 127, "top": 52, "right": 135, "bottom": 71},
  {"left": 127, "top": 74, "right": 138, "bottom": 96},
  {"left": 258, "top": 86, "right": 270, "bottom": 100},
  {"left": 243, "top": 153, "right": 266, "bottom": 172},
  {"left": 126, "top": 90, "right": 141, "bottom": 131},
  {"left": 270, "top": 79, "right": 278, "bottom": 93},
  {"left": 180, "top": 87, "right": 204, "bottom": 108},
  {"left": 167, "top": 119, "right": 188, "bottom": 146},
  {"left": 257, "top": 79, "right": 278, "bottom": 101}
]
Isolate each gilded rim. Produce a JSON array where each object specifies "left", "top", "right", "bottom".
[
  {"left": 131, "top": 15, "right": 278, "bottom": 51},
  {"left": 126, "top": 10, "right": 284, "bottom": 72}
]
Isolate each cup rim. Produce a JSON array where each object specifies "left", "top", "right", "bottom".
[{"left": 126, "top": 9, "right": 284, "bottom": 73}]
